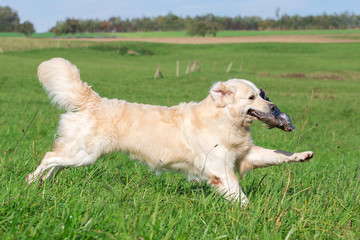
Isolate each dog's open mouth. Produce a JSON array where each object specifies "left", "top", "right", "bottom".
[
  {"left": 247, "top": 109, "right": 261, "bottom": 120},
  {"left": 247, "top": 108, "right": 296, "bottom": 132}
]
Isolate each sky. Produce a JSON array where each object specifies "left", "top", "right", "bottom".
[{"left": 1, "top": 0, "right": 360, "bottom": 32}]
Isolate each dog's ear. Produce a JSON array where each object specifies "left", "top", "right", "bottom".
[
  {"left": 260, "top": 89, "right": 270, "bottom": 101},
  {"left": 210, "top": 82, "right": 234, "bottom": 107}
]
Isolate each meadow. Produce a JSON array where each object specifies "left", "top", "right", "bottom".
[
  {"left": 1, "top": 28, "right": 360, "bottom": 39},
  {"left": 0, "top": 37, "right": 359, "bottom": 239}
]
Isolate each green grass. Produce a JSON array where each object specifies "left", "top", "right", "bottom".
[
  {"left": 113, "top": 29, "right": 360, "bottom": 38},
  {"left": 217, "top": 29, "right": 360, "bottom": 37},
  {"left": 0, "top": 40, "right": 359, "bottom": 239},
  {"left": 1, "top": 29, "right": 360, "bottom": 39},
  {"left": 0, "top": 37, "right": 98, "bottom": 53}
]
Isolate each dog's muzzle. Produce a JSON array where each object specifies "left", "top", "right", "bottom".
[{"left": 250, "top": 89, "right": 297, "bottom": 132}]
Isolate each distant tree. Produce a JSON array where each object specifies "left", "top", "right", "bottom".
[
  {"left": 62, "top": 18, "right": 82, "bottom": 37},
  {"left": 259, "top": 18, "right": 276, "bottom": 30},
  {"left": 122, "top": 19, "right": 135, "bottom": 32},
  {"left": 99, "top": 20, "right": 111, "bottom": 32},
  {"left": 140, "top": 17, "right": 156, "bottom": 32},
  {"left": 47, "top": 11, "right": 360, "bottom": 35},
  {"left": 0, "top": 6, "right": 20, "bottom": 32},
  {"left": 50, "top": 21, "right": 64, "bottom": 36},
  {"left": 186, "top": 21, "right": 222, "bottom": 37},
  {"left": 21, "top": 21, "right": 35, "bottom": 37},
  {"left": 160, "top": 12, "right": 183, "bottom": 31},
  {"left": 87, "top": 19, "right": 101, "bottom": 32},
  {"left": 207, "top": 22, "right": 223, "bottom": 37},
  {"left": 187, "top": 21, "right": 208, "bottom": 36},
  {"left": 108, "top": 17, "right": 123, "bottom": 32},
  {"left": 242, "top": 16, "right": 262, "bottom": 30},
  {"left": 222, "top": 16, "right": 234, "bottom": 30}
]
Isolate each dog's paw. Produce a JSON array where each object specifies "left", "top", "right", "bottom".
[
  {"left": 295, "top": 151, "right": 314, "bottom": 162},
  {"left": 25, "top": 173, "right": 35, "bottom": 185},
  {"left": 241, "top": 196, "right": 250, "bottom": 208}
]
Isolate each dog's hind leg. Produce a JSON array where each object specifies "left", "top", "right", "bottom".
[
  {"left": 39, "top": 166, "right": 65, "bottom": 184},
  {"left": 26, "top": 141, "right": 101, "bottom": 185},
  {"left": 26, "top": 152, "right": 64, "bottom": 184},
  {"left": 26, "top": 112, "right": 106, "bottom": 185}
]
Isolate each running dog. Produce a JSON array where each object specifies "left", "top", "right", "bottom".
[{"left": 26, "top": 58, "right": 313, "bottom": 206}]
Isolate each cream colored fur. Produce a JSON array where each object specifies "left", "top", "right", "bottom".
[{"left": 26, "top": 58, "right": 314, "bottom": 206}]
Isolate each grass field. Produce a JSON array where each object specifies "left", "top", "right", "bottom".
[
  {"left": 0, "top": 37, "right": 98, "bottom": 53},
  {"left": 0, "top": 39, "right": 359, "bottom": 239},
  {"left": 1, "top": 29, "right": 359, "bottom": 53},
  {"left": 1, "top": 29, "right": 360, "bottom": 39}
]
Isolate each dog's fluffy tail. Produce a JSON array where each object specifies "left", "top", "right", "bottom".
[{"left": 38, "top": 58, "right": 100, "bottom": 111}]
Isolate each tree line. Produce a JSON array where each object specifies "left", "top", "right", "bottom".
[
  {"left": 0, "top": 6, "right": 35, "bottom": 37},
  {"left": 1, "top": 5, "right": 360, "bottom": 37},
  {"left": 51, "top": 12, "right": 360, "bottom": 36}
]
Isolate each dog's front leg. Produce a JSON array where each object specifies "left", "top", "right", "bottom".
[
  {"left": 208, "top": 169, "right": 248, "bottom": 207},
  {"left": 236, "top": 146, "right": 313, "bottom": 175}
]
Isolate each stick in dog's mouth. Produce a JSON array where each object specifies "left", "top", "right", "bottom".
[
  {"left": 247, "top": 89, "right": 296, "bottom": 132},
  {"left": 247, "top": 107, "right": 296, "bottom": 132},
  {"left": 255, "top": 107, "right": 296, "bottom": 132}
]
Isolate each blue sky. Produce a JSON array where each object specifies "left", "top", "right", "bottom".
[{"left": 2, "top": 0, "right": 360, "bottom": 32}]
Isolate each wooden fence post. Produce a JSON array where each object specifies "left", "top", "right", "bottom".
[
  {"left": 191, "top": 61, "right": 197, "bottom": 73},
  {"left": 239, "top": 60, "right": 243, "bottom": 72},
  {"left": 154, "top": 64, "right": 163, "bottom": 79},
  {"left": 176, "top": 60, "right": 179, "bottom": 77},
  {"left": 226, "top": 62, "right": 233, "bottom": 73},
  {"left": 185, "top": 61, "right": 191, "bottom": 75}
]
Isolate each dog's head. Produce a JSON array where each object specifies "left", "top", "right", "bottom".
[{"left": 209, "top": 79, "right": 295, "bottom": 132}]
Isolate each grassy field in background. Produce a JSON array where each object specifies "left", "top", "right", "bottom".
[
  {"left": 0, "top": 37, "right": 98, "bottom": 53},
  {"left": 1, "top": 28, "right": 360, "bottom": 39},
  {"left": 0, "top": 29, "right": 359, "bottom": 53},
  {"left": 0, "top": 39, "right": 359, "bottom": 239}
]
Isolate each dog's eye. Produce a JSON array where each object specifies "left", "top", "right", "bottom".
[{"left": 248, "top": 95, "right": 255, "bottom": 100}]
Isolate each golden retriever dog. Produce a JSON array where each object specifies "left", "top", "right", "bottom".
[{"left": 26, "top": 58, "right": 314, "bottom": 206}]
